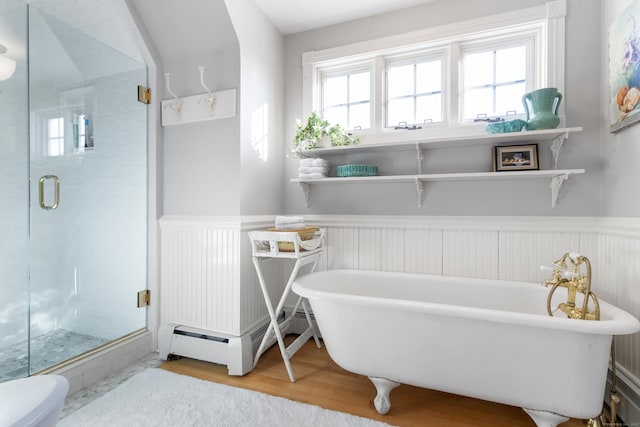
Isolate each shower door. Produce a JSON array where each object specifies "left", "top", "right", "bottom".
[{"left": 26, "top": 8, "right": 148, "bottom": 374}]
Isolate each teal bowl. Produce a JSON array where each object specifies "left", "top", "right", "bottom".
[{"left": 485, "top": 119, "right": 527, "bottom": 134}]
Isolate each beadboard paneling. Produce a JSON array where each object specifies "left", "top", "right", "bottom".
[
  {"left": 326, "top": 227, "right": 359, "bottom": 270},
  {"left": 498, "top": 231, "right": 581, "bottom": 283},
  {"left": 380, "top": 229, "right": 405, "bottom": 272},
  {"left": 358, "top": 228, "right": 381, "bottom": 271},
  {"left": 611, "top": 235, "right": 640, "bottom": 381},
  {"left": 404, "top": 229, "right": 443, "bottom": 274},
  {"left": 442, "top": 230, "right": 499, "bottom": 279},
  {"left": 160, "top": 222, "right": 241, "bottom": 334}
]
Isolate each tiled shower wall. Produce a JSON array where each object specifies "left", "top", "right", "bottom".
[{"left": 159, "top": 215, "right": 640, "bottom": 416}]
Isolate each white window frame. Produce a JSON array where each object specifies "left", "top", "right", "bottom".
[
  {"left": 384, "top": 50, "right": 447, "bottom": 128},
  {"left": 301, "top": 0, "right": 566, "bottom": 140},
  {"left": 458, "top": 31, "right": 538, "bottom": 122},
  {"left": 318, "top": 62, "right": 374, "bottom": 130}
]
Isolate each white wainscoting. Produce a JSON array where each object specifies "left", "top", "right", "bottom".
[
  {"left": 160, "top": 217, "right": 242, "bottom": 334},
  {"left": 159, "top": 214, "right": 640, "bottom": 420},
  {"left": 159, "top": 216, "right": 281, "bottom": 337}
]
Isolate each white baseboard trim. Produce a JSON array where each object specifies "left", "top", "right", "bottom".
[
  {"left": 157, "top": 318, "right": 271, "bottom": 376},
  {"left": 605, "top": 364, "right": 640, "bottom": 425}
]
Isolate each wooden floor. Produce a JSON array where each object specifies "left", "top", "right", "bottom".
[{"left": 159, "top": 338, "right": 586, "bottom": 427}]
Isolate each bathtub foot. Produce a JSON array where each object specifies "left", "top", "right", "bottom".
[
  {"left": 523, "top": 408, "right": 570, "bottom": 427},
  {"left": 369, "top": 377, "right": 400, "bottom": 415}
]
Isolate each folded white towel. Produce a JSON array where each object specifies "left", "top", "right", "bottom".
[
  {"left": 298, "top": 172, "right": 326, "bottom": 179},
  {"left": 278, "top": 222, "right": 306, "bottom": 230},
  {"left": 299, "top": 237, "right": 322, "bottom": 251},
  {"left": 276, "top": 216, "right": 304, "bottom": 225},
  {"left": 275, "top": 216, "right": 307, "bottom": 230},
  {"left": 299, "top": 166, "right": 329, "bottom": 174},
  {"left": 300, "top": 158, "right": 329, "bottom": 167}
]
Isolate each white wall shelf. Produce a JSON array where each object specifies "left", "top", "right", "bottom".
[
  {"left": 302, "top": 126, "right": 578, "bottom": 150},
  {"left": 291, "top": 127, "right": 584, "bottom": 208},
  {"left": 292, "top": 169, "right": 585, "bottom": 208}
]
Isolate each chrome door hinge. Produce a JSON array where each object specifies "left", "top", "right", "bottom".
[
  {"left": 137, "top": 85, "right": 151, "bottom": 104},
  {"left": 137, "top": 290, "right": 151, "bottom": 307}
]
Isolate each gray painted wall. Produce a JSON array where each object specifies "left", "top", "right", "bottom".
[
  {"left": 226, "top": 0, "right": 285, "bottom": 216},
  {"left": 601, "top": 0, "right": 640, "bottom": 218},
  {"left": 282, "top": 0, "right": 603, "bottom": 216},
  {"left": 128, "top": 0, "right": 635, "bottom": 219},
  {"left": 131, "top": 0, "right": 242, "bottom": 216},
  {"left": 131, "top": 0, "right": 284, "bottom": 216}
]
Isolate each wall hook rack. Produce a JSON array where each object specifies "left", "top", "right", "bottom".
[
  {"left": 197, "top": 66, "right": 217, "bottom": 117},
  {"left": 160, "top": 68, "right": 236, "bottom": 127},
  {"left": 163, "top": 73, "right": 184, "bottom": 121}
]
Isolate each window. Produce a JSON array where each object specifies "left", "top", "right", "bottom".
[
  {"left": 41, "top": 109, "right": 92, "bottom": 157},
  {"left": 302, "top": 1, "right": 564, "bottom": 138},
  {"left": 47, "top": 117, "right": 64, "bottom": 157},
  {"left": 386, "top": 56, "right": 444, "bottom": 127},
  {"left": 461, "top": 41, "right": 531, "bottom": 121},
  {"left": 321, "top": 68, "right": 371, "bottom": 130}
]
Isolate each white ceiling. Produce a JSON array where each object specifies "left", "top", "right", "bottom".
[{"left": 251, "top": 0, "right": 438, "bottom": 35}]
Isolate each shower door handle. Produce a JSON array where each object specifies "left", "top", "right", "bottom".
[{"left": 38, "top": 175, "right": 60, "bottom": 210}]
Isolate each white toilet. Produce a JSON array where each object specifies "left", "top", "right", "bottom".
[{"left": 0, "top": 375, "right": 69, "bottom": 427}]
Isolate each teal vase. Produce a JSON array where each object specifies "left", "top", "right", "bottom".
[{"left": 522, "top": 88, "right": 562, "bottom": 130}]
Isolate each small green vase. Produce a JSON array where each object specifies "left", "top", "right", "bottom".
[{"left": 522, "top": 88, "right": 562, "bottom": 130}]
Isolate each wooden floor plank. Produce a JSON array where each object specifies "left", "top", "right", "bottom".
[{"left": 159, "top": 338, "right": 587, "bottom": 427}]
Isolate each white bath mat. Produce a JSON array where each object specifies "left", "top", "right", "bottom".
[{"left": 58, "top": 368, "right": 393, "bottom": 427}]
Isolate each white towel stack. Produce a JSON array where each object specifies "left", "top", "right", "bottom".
[
  {"left": 299, "top": 158, "right": 329, "bottom": 179},
  {"left": 275, "top": 216, "right": 306, "bottom": 230}
]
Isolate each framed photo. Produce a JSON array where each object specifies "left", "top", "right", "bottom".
[
  {"left": 493, "top": 144, "right": 539, "bottom": 172},
  {"left": 609, "top": 0, "right": 640, "bottom": 132}
]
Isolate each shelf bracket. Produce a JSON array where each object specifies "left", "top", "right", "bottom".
[
  {"left": 415, "top": 178, "right": 425, "bottom": 207},
  {"left": 299, "top": 182, "right": 311, "bottom": 208},
  {"left": 549, "top": 173, "right": 569, "bottom": 208},
  {"left": 550, "top": 132, "right": 569, "bottom": 170},
  {"left": 415, "top": 143, "right": 425, "bottom": 174}
]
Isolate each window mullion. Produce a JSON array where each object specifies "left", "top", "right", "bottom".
[
  {"left": 346, "top": 74, "right": 351, "bottom": 129},
  {"left": 492, "top": 49, "right": 498, "bottom": 116},
  {"left": 413, "top": 63, "right": 418, "bottom": 124},
  {"left": 374, "top": 56, "right": 384, "bottom": 132},
  {"left": 449, "top": 42, "right": 460, "bottom": 125}
]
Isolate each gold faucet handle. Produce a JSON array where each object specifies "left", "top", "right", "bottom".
[{"left": 540, "top": 265, "right": 562, "bottom": 287}]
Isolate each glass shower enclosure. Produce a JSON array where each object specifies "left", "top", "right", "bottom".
[{"left": 0, "top": 1, "right": 147, "bottom": 381}]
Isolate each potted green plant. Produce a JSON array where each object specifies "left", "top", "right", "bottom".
[
  {"left": 327, "top": 123, "right": 360, "bottom": 147},
  {"left": 290, "top": 112, "right": 361, "bottom": 157},
  {"left": 292, "top": 111, "right": 330, "bottom": 152}
]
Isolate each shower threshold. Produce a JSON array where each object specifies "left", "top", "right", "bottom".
[{"left": 0, "top": 329, "right": 108, "bottom": 382}]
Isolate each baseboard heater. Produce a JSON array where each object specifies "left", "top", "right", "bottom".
[
  {"left": 158, "top": 323, "right": 256, "bottom": 376},
  {"left": 285, "top": 308, "right": 320, "bottom": 337},
  {"left": 158, "top": 309, "right": 318, "bottom": 376}
]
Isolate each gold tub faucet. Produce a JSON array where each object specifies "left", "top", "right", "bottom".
[{"left": 541, "top": 253, "right": 600, "bottom": 320}]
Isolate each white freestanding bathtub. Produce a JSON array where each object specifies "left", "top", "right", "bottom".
[{"left": 292, "top": 269, "right": 640, "bottom": 427}]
